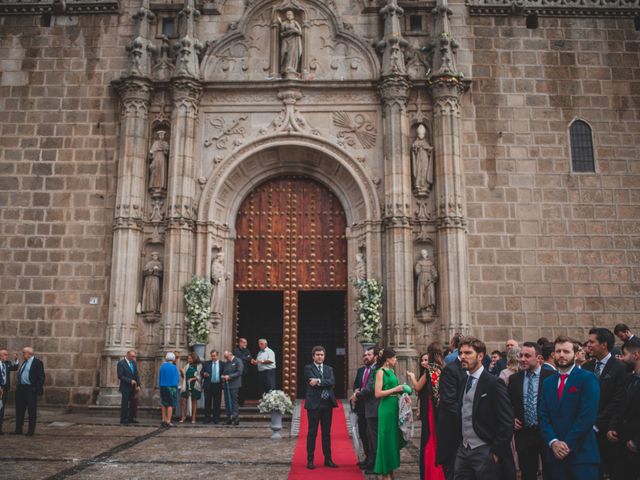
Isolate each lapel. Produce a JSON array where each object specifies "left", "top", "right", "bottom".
[
  {"left": 600, "top": 357, "right": 614, "bottom": 379},
  {"left": 472, "top": 371, "right": 489, "bottom": 417},
  {"left": 513, "top": 371, "right": 524, "bottom": 408},
  {"left": 559, "top": 368, "right": 579, "bottom": 408},
  {"left": 538, "top": 369, "right": 553, "bottom": 407}
]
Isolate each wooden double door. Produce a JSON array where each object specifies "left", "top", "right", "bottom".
[{"left": 234, "top": 176, "right": 348, "bottom": 398}]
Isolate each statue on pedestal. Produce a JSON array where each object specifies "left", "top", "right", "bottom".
[
  {"left": 210, "top": 252, "right": 228, "bottom": 317},
  {"left": 278, "top": 10, "right": 302, "bottom": 77},
  {"left": 411, "top": 124, "right": 434, "bottom": 196},
  {"left": 414, "top": 249, "right": 437, "bottom": 314},
  {"left": 141, "top": 252, "right": 163, "bottom": 314},
  {"left": 149, "top": 130, "right": 168, "bottom": 194}
]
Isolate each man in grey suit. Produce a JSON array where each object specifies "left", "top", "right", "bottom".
[
  {"left": 0, "top": 349, "right": 19, "bottom": 434},
  {"left": 354, "top": 345, "right": 379, "bottom": 474},
  {"left": 222, "top": 350, "right": 244, "bottom": 425}
]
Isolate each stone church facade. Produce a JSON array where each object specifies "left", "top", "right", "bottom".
[{"left": 0, "top": 0, "right": 639, "bottom": 405}]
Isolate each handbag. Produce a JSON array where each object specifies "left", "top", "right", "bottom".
[{"left": 398, "top": 392, "right": 414, "bottom": 441}]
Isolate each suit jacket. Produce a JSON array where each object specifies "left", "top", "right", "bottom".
[
  {"left": 582, "top": 356, "right": 627, "bottom": 432},
  {"left": 355, "top": 364, "right": 378, "bottom": 418},
  {"left": 222, "top": 356, "right": 243, "bottom": 389},
  {"left": 456, "top": 370, "right": 514, "bottom": 461},
  {"left": 117, "top": 358, "right": 140, "bottom": 393},
  {"left": 304, "top": 363, "right": 338, "bottom": 410},
  {"left": 539, "top": 367, "right": 600, "bottom": 466},
  {"left": 201, "top": 360, "right": 223, "bottom": 389},
  {"left": 352, "top": 365, "right": 369, "bottom": 415},
  {"left": 436, "top": 358, "right": 467, "bottom": 467},
  {"left": 609, "top": 373, "right": 640, "bottom": 445},
  {"left": 17, "top": 357, "right": 46, "bottom": 396},
  {"left": 1, "top": 360, "right": 19, "bottom": 390},
  {"left": 507, "top": 368, "right": 555, "bottom": 428}
]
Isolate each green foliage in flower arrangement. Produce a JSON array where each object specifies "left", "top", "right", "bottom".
[
  {"left": 354, "top": 278, "right": 383, "bottom": 343},
  {"left": 183, "top": 275, "right": 212, "bottom": 346},
  {"left": 258, "top": 389, "right": 295, "bottom": 415}
]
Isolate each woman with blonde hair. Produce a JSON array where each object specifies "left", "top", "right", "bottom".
[
  {"left": 179, "top": 352, "right": 202, "bottom": 424},
  {"left": 499, "top": 347, "right": 521, "bottom": 386}
]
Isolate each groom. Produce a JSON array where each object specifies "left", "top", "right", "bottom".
[{"left": 305, "top": 345, "right": 338, "bottom": 470}]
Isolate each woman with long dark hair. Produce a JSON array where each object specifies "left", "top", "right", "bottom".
[
  {"left": 374, "top": 348, "right": 412, "bottom": 480},
  {"left": 407, "top": 342, "right": 445, "bottom": 480}
]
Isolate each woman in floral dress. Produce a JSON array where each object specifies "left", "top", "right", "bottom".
[
  {"left": 179, "top": 352, "right": 202, "bottom": 424},
  {"left": 408, "top": 342, "right": 445, "bottom": 480}
]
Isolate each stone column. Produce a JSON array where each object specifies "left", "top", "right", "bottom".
[
  {"left": 428, "top": 0, "right": 470, "bottom": 339},
  {"left": 97, "top": 78, "right": 153, "bottom": 405},
  {"left": 161, "top": 77, "right": 202, "bottom": 352},
  {"left": 378, "top": 0, "right": 417, "bottom": 377}
]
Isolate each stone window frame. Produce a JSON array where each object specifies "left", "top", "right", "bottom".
[{"left": 568, "top": 117, "right": 597, "bottom": 175}]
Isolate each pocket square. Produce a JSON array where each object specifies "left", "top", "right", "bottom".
[
  {"left": 481, "top": 393, "right": 488, "bottom": 398},
  {"left": 568, "top": 386, "right": 578, "bottom": 394}
]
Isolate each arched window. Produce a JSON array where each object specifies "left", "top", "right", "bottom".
[{"left": 569, "top": 120, "right": 595, "bottom": 172}]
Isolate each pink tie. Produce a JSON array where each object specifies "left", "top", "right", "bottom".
[
  {"left": 558, "top": 373, "right": 568, "bottom": 401},
  {"left": 362, "top": 367, "right": 370, "bottom": 388}
]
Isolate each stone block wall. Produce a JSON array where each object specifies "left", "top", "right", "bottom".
[
  {"left": 454, "top": 2, "right": 640, "bottom": 347},
  {"left": 0, "top": 13, "right": 131, "bottom": 404}
]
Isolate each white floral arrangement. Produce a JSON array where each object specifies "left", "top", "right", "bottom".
[
  {"left": 354, "top": 278, "right": 383, "bottom": 343},
  {"left": 258, "top": 389, "right": 294, "bottom": 415},
  {"left": 183, "top": 275, "right": 212, "bottom": 345}
]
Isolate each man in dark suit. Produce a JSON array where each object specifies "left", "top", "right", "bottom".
[
  {"left": 583, "top": 328, "right": 627, "bottom": 480},
  {"left": 0, "top": 349, "right": 19, "bottom": 434},
  {"left": 221, "top": 349, "right": 243, "bottom": 425},
  {"left": 436, "top": 352, "right": 467, "bottom": 480},
  {"left": 608, "top": 338, "right": 640, "bottom": 479},
  {"left": 14, "top": 346, "right": 45, "bottom": 436},
  {"left": 354, "top": 346, "right": 379, "bottom": 475},
  {"left": 508, "top": 341, "right": 554, "bottom": 480},
  {"left": 454, "top": 337, "right": 515, "bottom": 480},
  {"left": 614, "top": 323, "right": 636, "bottom": 352},
  {"left": 117, "top": 349, "right": 140, "bottom": 425},
  {"left": 201, "top": 349, "right": 223, "bottom": 424},
  {"left": 233, "top": 338, "right": 252, "bottom": 406},
  {"left": 539, "top": 336, "right": 600, "bottom": 480},
  {"left": 541, "top": 342, "right": 557, "bottom": 372},
  {"left": 304, "top": 345, "right": 338, "bottom": 470},
  {"left": 352, "top": 348, "right": 375, "bottom": 469}
]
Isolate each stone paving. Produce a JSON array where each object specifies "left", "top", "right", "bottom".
[{"left": 0, "top": 407, "right": 421, "bottom": 480}]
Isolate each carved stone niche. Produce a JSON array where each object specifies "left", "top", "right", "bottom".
[
  {"left": 200, "top": 0, "right": 379, "bottom": 82},
  {"left": 413, "top": 241, "right": 438, "bottom": 324},
  {"left": 410, "top": 121, "right": 434, "bottom": 199},
  {"left": 148, "top": 122, "right": 170, "bottom": 200},
  {"left": 138, "top": 242, "right": 164, "bottom": 327}
]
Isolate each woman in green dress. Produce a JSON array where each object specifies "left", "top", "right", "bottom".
[
  {"left": 374, "top": 347, "right": 412, "bottom": 479},
  {"left": 179, "top": 352, "right": 202, "bottom": 424}
]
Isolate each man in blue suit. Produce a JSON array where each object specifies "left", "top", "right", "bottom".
[{"left": 539, "top": 336, "right": 600, "bottom": 480}]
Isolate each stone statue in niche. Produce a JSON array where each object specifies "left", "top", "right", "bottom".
[
  {"left": 210, "top": 251, "right": 228, "bottom": 317},
  {"left": 278, "top": 10, "right": 302, "bottom": 78},
  {"left": 352, "top": 252, "right": 366, "bottom": 284},
  {"left": 149, "top": 130, "right": 169, "bottom": 195},
  {"left": 411, "top": 124, "right": 434, "bottom": 196},
  {"left": 414, "top": 249, "right": 437, "bottom": 314},
  {"left": 141, "top": 252, "right": 163, "bottom": 314}
]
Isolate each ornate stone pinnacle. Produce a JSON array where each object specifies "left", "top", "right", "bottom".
[
  {"left": 124, "top": 0, "right": 157, "bottom": 79},
  {"left": 426, "top": 0, "right": 464, "bottom": 85},
  {"left": 378, "top": 0, "right": 409, "bottom": 77},
  {"left": 172, "top": 0, "right": 203, "bottom": 79}
]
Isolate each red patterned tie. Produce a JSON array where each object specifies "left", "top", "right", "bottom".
[{"left": 557, "top": 373, "right": 568, "bottom": 401}]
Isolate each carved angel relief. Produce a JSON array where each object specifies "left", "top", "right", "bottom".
[{"left": 332, "top": 112, "right": 377, "bottom": 149}]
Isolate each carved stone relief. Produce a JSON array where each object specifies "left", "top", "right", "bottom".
[
  {"left": 210, "top": 248, "right": 229, "bottom": 326},
  {"left": 332, "top": 112, "right": 377, "bottom": 149},
  {"left": 203, "top": 115, "right": 248, "bottom": 149}
]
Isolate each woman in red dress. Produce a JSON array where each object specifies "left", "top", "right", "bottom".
[{"left": 408, "top": 342, "right": 445, "bottom": 480}]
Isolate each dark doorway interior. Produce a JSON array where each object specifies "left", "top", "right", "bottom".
[
  {"left": 236, "top": 291, "right": 284, "bottom": 400},
  {"left": 297, "top": 291, "right": 347, "bottom": 398}
]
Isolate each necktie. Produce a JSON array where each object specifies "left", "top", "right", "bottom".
[
  {"left": 595, "top": 361, "right": 604, "bottom": 378},
  {"left": 558, "top": 373, "right": 568, "bottom": 401},
  {"left": 524, "top": 371, "right": 537, "bottom": 426},
  {"left": 465, "top": 375, "right": 475, "bottom": 394},
  {"left": 318, "top": 365, "right": 323, "bottom": 378},
  {"left": 18, "top": 362, "right": 25, "bottom": 385},
  {"left": 212, "top": 362, "right": 217, "bottom": 382},
  {"left": 129, "top": 361, "right": 135, "bottom": 373},
  {"left": 1, "top": 363, "right": 5, "bottom": 385},
  {"left": 362, "top": 367, "right": 370, "bottom": 388}
]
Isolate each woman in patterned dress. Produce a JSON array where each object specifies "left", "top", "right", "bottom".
[{"left": 179, "top": 352, "right": 202, "bottom": 424}]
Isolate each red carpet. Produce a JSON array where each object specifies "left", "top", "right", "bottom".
[{"left": 288, "top": 401, "right": 364, "bottom": 480}]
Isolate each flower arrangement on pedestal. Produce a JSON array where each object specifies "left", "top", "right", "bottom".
[
  {"left": 183, "top": 275, "right": 212, "bottom": 346},
  {"left": 258, "top": 389, "right": 295, "bottom": 415},
  {"left": 354, "top": 278, "right": 383, "bottom": 344}
]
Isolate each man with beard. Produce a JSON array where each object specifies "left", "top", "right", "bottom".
[
  {"left": 539, "top": 336, "right": 600, "bottom": 480},
  {"left": 607, "top": 338, "right": 640, "bottom": 479},
  {"left": 453, "top": 337, "right": 515, "bottom": 480},
  {"left": 352, "top": 348, "right": 376, "bottom": 470},
  {"left": 583, "top": 328, "right": 627, "bottom": 480}
]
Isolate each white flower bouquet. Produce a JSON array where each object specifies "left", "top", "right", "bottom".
[
  {"left": 183, "top": 275, "right": 212, "bottom": 345},
  {"left": 258, "top": 389, "right": 294, "bottom": 415},
  {"left": 354, "top": 278, "right": 383, "bottom": 343}
]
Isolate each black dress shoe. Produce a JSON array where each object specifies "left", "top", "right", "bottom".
[
  {"left": 25, "top": 432, "right": 34, "bottom": 437},
  {"left": 225, "top": 418, "right": 233, "bottom": 425},
  {"left": 324, "top": 460, "right": 338, "bottom": 468},
  {"left": 365, "top": 468, "right": 376, "bottom": 475},
  {"left": 233, "top": 418, "right": 239, "bottom": 426},
  {"left": 306, "top": 462, "right": 315, "bottom": 470},
  {"left": 130, "top": 419, "right": 140, "bottom": 424}
]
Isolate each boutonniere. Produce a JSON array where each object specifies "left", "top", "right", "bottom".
[{"left": 568, "top": 386, "right": 578, "bottom": 394}]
